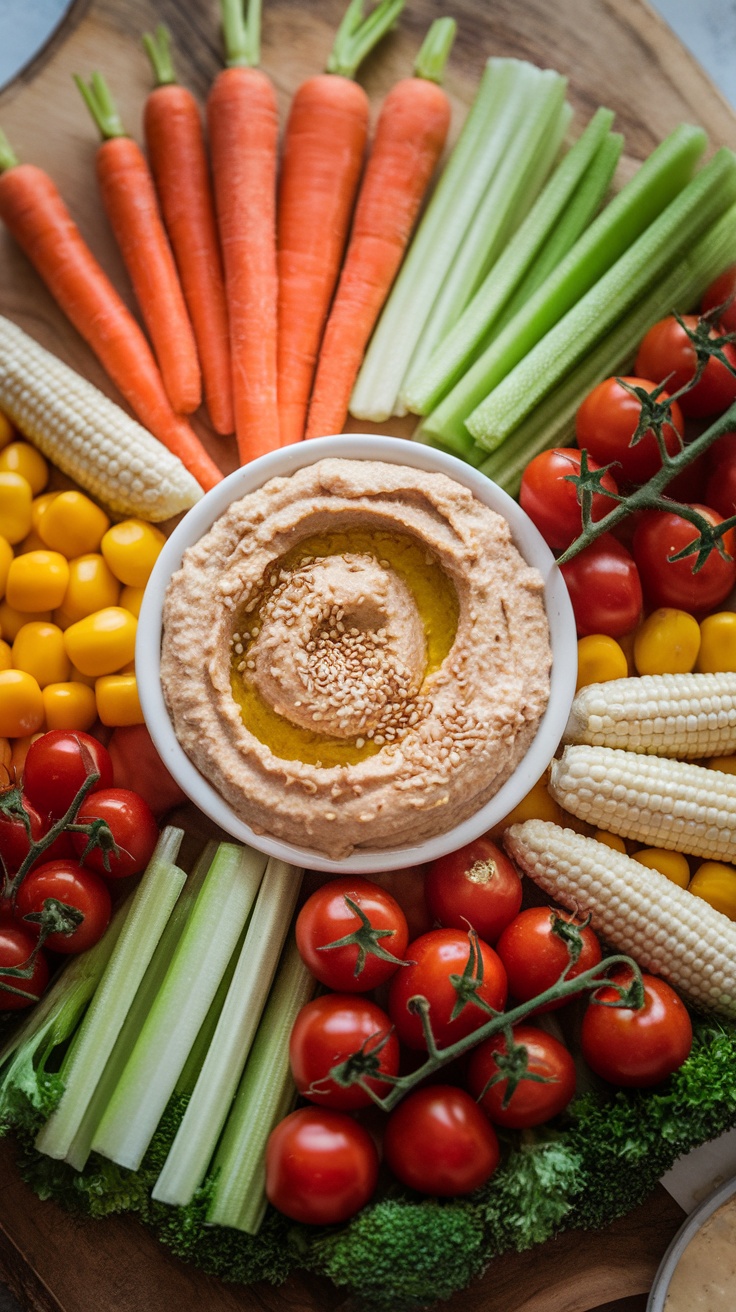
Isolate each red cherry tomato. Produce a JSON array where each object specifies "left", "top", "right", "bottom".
[
  {"left": 0, "top": 925, "right": 49, "bottom": 1010},
  {"left": 289, "top": 993, "right": 399, "bottom": 1110},
  {"left": 704, "top": 432, "right": 736, "bottom": 519},
  {"left": 14, "top": 859, "right": 111, "bottom": 954},
  {"left": 383, "top": 1085, "right": 500, "bottom": 1196},
  {"left": 295, "top": 877, "right": 409, "bottom": 991},
  {"left": 0, "top": 798, "right": 74, "bottom": 875},
  {"left": 575, "top": 377, "right": 684, "bottom": 484},
  {"left": 364, "top": 864, "right": 433, "bottom": 940},
  {"left": 265, "top": 1107, "right": 378, "bottom": 1224},
  {"left": 581, "top": 969, "right": 692, "bottom": 1087},
  {"left": 495, "top": 907, "right": 602, "bottom": 1013},
  {"left": 701, "top": 265, "right": 736, "bottom": 335},
  {"left": 388, "top": 928, "right": 507, "bottom": 1052},
  {"left": 519, "top": 448, "right": 619, "bottom": 549},
  {"left": 70, "top": 788, "right": 159, "bottom": 878},
  {"left": 560, "top": 534, "right": 643, "bottom": 638},
  {"left": 632, "top": 504, "right": 736, "bottom": 613},
  {"left": 107, "top": 725, "right": 187, "bottom": 817},
  {"left": 22, "top": 731, "right": 113, "bottom": 819},
  {"left": 466, "top": 1024, "right": 576, "bottom": 1128},
  {"left": 424, "top": 837, "right": 522, "bottom": 945},
  {"left": 635, "top": 315, "right": 736, "bottom": 418}
]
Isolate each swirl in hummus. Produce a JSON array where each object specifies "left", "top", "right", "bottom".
[{"left": 160, "top": 458, "right": 551, "bottom": 858}]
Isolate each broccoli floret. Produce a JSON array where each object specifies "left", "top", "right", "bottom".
[
  {"left": 150, "top": 1190, "right": 295, "bottom": 1287},
  {"left": 478, "top": 1136, "right": 584, "bottom": 1253}
]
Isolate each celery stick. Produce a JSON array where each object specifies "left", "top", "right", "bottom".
[
  {"left": 206, "top": 933, "right": 316, "bottom": 1232},
  {"left": 34, "top": 827, "right": 186, "bottom": 1162},
  {"left": 402, "top": 108, "right": 616, "bottom": 415},
  {"left": 174, "top": 918, "right": 245, "bottom": 1097},
  {"left": 479, "top": 199, "right": 736, "bottom": 494},
  {"left": 469, "top": 147, "right": 736, "bottom": 450},
  {"left": 153, "top": 857, "right": 303, "bottom": 1206},
  {"left": 90, "top": 843, "right": 267, "bottom": 1170},
  {"left": 419, "top": 122, "right": 707, "bottom": 454}
]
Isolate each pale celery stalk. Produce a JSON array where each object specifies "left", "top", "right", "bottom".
[
  {"left": 419, "top": 122, "right": 707, "bottom": 455},
  {"left": 349, "top": 57, "right": 544, "bottom": 423},
  {"left": 402, "top": 108, "right": 616, "bottom": 415},
  {"left": 468, "top": 146, "right": 736, "bottom": 450},
  {"left": 479, "top": 198, "right": 736, "bottom": 494},
  {"left": 34, "top": 828, "right": 186, "bottom": 1161},
  {"left": 90, "top": 843, "right": 267, "bottom": 1170},
  {"left": 206, "top": 933, "right": 316, "bottom": 1232},
  {"left": 153, "top": 857, "right": 303, "bottom": 1206},
  {"left": 173, "top": 919, "right": 246, "bottom": 1097}
]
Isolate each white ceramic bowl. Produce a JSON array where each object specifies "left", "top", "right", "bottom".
[{"left": 137, "top": 434, "right": 577, "bottom": 874}]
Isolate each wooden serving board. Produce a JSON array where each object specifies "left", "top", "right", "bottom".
[{"left": 0, "top": 0, "right": 733, "bottom": 1308}]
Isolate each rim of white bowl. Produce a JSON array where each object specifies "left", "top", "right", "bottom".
[
  {"left": 647, "top": 1172, "right": 736, "bottom": 1311},
  {"left": 137, "top": 434, "right": 577, "bottom": 874}
]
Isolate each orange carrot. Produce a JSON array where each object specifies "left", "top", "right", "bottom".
[
  {"left": 75, "top": 72, "right": 202, "bottom": 418},
  {"left": 207, "top": 0, "right": 280, "bottom": 464},
  {"left": 305, "top": 19, "right": 454, "bottom": 440},
  {"left": 277, "top": 0, "right": 405, "bottom": 448},
  {"left": 143, "top": 27, "right": 234, "bottom": 437},
  {"left": 0, "top": 133, "right": 220, "bottom": 491}
]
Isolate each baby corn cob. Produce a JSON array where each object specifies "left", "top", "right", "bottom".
[
  {"left": 0, "top": 316, "right": 203, "bottom": 521},
  {"left": 504, "top": 820, "right": 736, "bottom": 1018},
  {"left": 565, "top": 672, "right": 736, "bottom": 758},
  {"left": 549, "top": 744, "right": 736, "bottom": 862}
]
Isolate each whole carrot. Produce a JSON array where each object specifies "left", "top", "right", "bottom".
[
  {"left": 207, "top": 0, "right": 280, "bottom": 464},
  {"left": 75, "top": 72, "right": 201, "bottom": 417},
  {"left": 277, "top": 0, "right": 405, "bottom": 448},
  {"left": 143, "top": 26, "right": 234, "bottom": 437},
  {"left": 306, "top": 19, "right": 454, "bottom": 440},
  {"left": 0, "top": 132, "right": 220, "bottom": 491}
]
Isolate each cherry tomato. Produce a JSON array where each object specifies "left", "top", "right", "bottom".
[
  {"left": 384, "top": 1085, "right": 500, "bottom": 1196},
  {"left": 0, "top": 925, "right": 49, "bottom": 1009},
  {"left": 635, "top": 315, "right": 736, "bottom": 418},
  {"left": 108, "top": 725, "right": 187, "bottom": 817},
  {"left": 701, "top": 265, "right": 736, "bottom": 335},
  {"left": 425, "top": 837, "right": 522, "bottom": 945},
  {"left": 495, "top": 907, "right": 602, "bottom": 1013},
  {"left": 519, "top": 448, "right": 619, "bottom": 550},
  {"left": 14, "top": 859, "right": 111, "bottom": 954},
  {"left": 70, "top": 788, "right": 159, "bottom": 878},
  {"left": 364, "top": 864, "right": 433, "bottom": 940},
  {"left": 388, "top": 928, "right": 507, "bottom": 1052},
  {"left": 265, "top": 1107, "right": 378, "bottom": 1224},
  {"left": 581, "top": 969, "right": 692, "bottom": 1087},
  {"left": 575, "top": 377, "right": 684, "bottom": 484},
  {"left": 0, "top": 796, "right": 73, "bottom": 875},
  {"left": 466, "top": 1024, "right": 576, "bottom": 1128},
  {"left": 23, "top": 730, "right": 113, "bottom": 819},
  {"left": 632, "top": 504, "right": 736, "bottom": 613},
  {"left": 704, "top": 432, "right": 736, "bottom": 519},
  {"left": 289, "top": 993, "right": 399, "bottom": 1110},
  {"left": 295, "top": 877, "right": 409, "bottom": 992},
  {"left": 560, "top": 534, "right": 643, "bottom": 638}
]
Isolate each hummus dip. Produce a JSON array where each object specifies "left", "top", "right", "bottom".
[{"left": 160, "top": 459, "right": 551, "bottom": 857}]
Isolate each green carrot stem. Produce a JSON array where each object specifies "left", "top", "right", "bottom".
[
  {"left": 414, "top": 16, "right": 456, "bottom": 83},
  {"left": 74, "top": 72, "right": 127, "bottom": 140},
  {"left": 220, "top": 0, "right": 262, "bottom": 69},
  {"left": 142, "top": 24, "right": 177, "bottom": 87},
  {"left": 327, "top": 0, "right": 405, "bottom": 80},
  {"left": 0, "top": 129, "right": 19, "bottom": 172}
]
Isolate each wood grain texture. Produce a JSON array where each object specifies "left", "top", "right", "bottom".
[{"left": 0, "top": 0, "right": 726, "bottom": 1308}]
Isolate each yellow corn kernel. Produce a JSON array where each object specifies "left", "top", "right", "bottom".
[
  {"left": 16, "top": 529, "right": 47, "bottom": 555},
  {"left": 0, "top": 669, "right": 44, "bottom": 737},
  {"left": 0, "top": 535, "right": 12, "bottom": 599},
  {"left": 0, "top": 600, "right": 52, "bottom": 642},
  {"left": 689, "top": 861, "right": 736, "bottom": 920},
  {"left": 707, "top": 754, "right": 736, "bottom": 775},
  {"left": 62, "top": 553, "right": 120, "bottom": 624},
  {"left": 39, "top": 490, "right": 110, "bottom": 558},
  {"left": 0, "top": 472, "right": 32, "bottom": 545},
  {"left": 63, "top": 606, "right": 137, "bottom": 677},
  {"left": 0, "top": 640, "right": 11, "bottom": 671},
  {"left": 593, "top": 829, "right": 627, "bottom": 853},
  {"left": 576, "top": 635, "right": 628, "bottom": 690},
  {"left": 101, "top": 519, "right": 165, "bottom": 588},
  {"left": 10, "top": 732, "right": 43, "bottom": 777},
  {"left": 68, "top": 663, "right": 97, "bottom": 688},
  {"left": 6, "top": 550, "right": 70, "bottom": 612},
  {"left": 0, "top": 442, "right": 48, "bottom": 496},
  {"left": 0, "top": 413, "right": 14, "bottom": 450},
  {"left": 634, "top": 608, "right": 701, "bottom": 675},
  {"left": 31, "top": 492, "right": 59, "bottom": 536},
  {"left": 12, "top": 621, "right": 71, "bottom": 688},
  {"left": 697, "top": 612, "right": 736, "bottom": 674},
  {"left": 42, "top": 681, "right": 97, "bottom": 732},
  {"left": 632, "top": 847, "right": 691, "bottom": 888},
  {"left": 95, "top": 673, "right": 143, "bottom": 726},
  {"left": 120, "top": 585, "right": 145, "bottom": 619}
]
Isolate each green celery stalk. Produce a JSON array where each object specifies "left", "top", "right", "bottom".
[
  {"left": 479, "top": 198, "right": 736, "bottom": 494},
  {"left": 152, "top": 857, "right": 303, "bottom": 1206},
  {"left": 419, "top": 122, "right": 707, "bottom": 455},
  {"left": 402, "top": 108, "right": 616, "bottom": 415},
  {"left": 90, "top": 843, "right": 267, "bottom": 1171},
  {"left": 468, "top": 146, "right": 736, "bottom": 449},
  {"left": 174, "top": 918, "right": 245, "bottom": 1098},
  {"left": 34, "top": 827, "right": 186, "bottom": 1162},
  {"left": 206, "top": 932, "right": 316, "bottom": 1233}
]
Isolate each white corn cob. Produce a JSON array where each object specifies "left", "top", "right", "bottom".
[
  {"left": 505, "top": 819, "right": 736, "bottom": 1018},
  {"left": 549, "top": 743, "right": 736, "bottom": 862},
  {"left": 0, "top": 316, "right": 202, "bottom": 521},
  {"left": 565, "top": 672, "right": 736, "bottom": 759}
]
